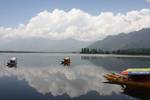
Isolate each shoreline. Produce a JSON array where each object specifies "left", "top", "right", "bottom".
[{"left": 0, "top": 51, "right": 150, "bottom": 58}]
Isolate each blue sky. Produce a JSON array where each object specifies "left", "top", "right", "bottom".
[
  {"left": 0, "top": 0, "right": 150, "bottom": 27},
  {"left": 0, "top": 0, "right": 150, "bottom": 42}
]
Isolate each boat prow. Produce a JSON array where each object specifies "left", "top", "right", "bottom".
[{"left": 104, "top": 71, "right": 150, "bottom": 88}]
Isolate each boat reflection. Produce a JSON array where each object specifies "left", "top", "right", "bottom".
[{"left": 122, "top": 86, "right": 150, "bottom": 100}]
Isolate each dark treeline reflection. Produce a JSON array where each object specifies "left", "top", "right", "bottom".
[
  {"left": 81, "top": 55, "right": 150, "bottom": 99},
  {"left": 122, "top": 86, "right": 150, "bottom": 100},
  {"left": 81, "top": 55, "right": 150, "bottom": 71}
]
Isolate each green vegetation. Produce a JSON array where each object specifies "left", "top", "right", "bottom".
[
  {"left": 81, "top": 48, "right": 109, "bottom": 54},
  {"left": 80, "top": 48, "right": 150, "bottom": 55},
  {"left": 114, "top": 48, "right": 150, "bottom": 55}
]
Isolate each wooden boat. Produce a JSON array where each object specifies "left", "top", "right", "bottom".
[
  {"left": 61, "top": 57, "right": 71, "bottom": 66},
  {"left": 6, "top": 57, "right": 17, "bottom": 68},
  {"left": 104, "top": 68, "right": 150, "bottom": 88}
]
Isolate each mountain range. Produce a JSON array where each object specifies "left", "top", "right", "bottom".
[
  {"left": 89, "top": 28, "right": 150, "bottom": 51},
  {"left": 0, "top": 28, "right": 149, "bottom": 52},
  {"left": 0, "top": 38, "right": 91, "bottom": 52}
]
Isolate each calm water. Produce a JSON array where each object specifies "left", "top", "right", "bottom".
[{"left": 0, "top": 53, "right": 150, "bottom": 100}]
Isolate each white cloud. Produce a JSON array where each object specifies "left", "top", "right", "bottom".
[
  {"left": 0, "top": 8, "right": 150, "bottom": 41},
  {"left": 0, "top": 65, "right": 120, "bottom": 97},
  {"left": 145, "top": 0, "right": 150, "bottom": 3}
]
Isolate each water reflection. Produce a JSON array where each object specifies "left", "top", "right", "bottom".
[
  {"left": 0, "top": 54, "right": 150, "bottom": 99},
  {"left": 81, "top": 55, "right": 150, "bottom": 71},
  {"left": 0, "top": 65, "right": 121, "bottom": 98},
  {"left": 122, "top": 86, "right": 150, "bottom": 100}
]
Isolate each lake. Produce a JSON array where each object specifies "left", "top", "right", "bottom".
[{"left": 0, "top": 53, "right": 150, "bottom": 100}]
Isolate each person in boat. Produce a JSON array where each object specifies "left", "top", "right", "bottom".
[
  {"left": 7, "top": 57, "right": 17, "bottom": 68},
  {"left": 61, "top": 57, "right": 71, "bottom": 66}
]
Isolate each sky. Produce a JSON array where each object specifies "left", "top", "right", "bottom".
[{"left": 0, "top": 0, "right": 150, "bottom": 41}]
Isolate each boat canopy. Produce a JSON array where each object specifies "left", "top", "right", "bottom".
[
  {"left": 121, "top": 68, "right": 150, "bottom": 75},
  {"left": 128, "top": 71, "right": 150, "bottom": 75},
  {"left": 10, "top": 57, "right": 17, "bottom": 61},
  {"left": 64, "top": 57, "right": 70, "bottom": 60},
  {"left": 126, "top": 68, "right": 150, "bottom": 72}
]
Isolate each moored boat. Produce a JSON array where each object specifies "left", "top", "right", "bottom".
[
  {"left": 61, "top": 57, "right": 71, "bottom": 66},
  {"left": 104, "top": 68, "right": 150, "bottom": 88},
  {"left": 6, "top": 57, "right": 17, "bottom": 68}
]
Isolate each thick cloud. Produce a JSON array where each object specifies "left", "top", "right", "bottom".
[
  {"left": 145, "top": 0, "right": 150, "bottom": 3},
  {"left": 0, "top": 8, "right": 150, "bottom": 41}
]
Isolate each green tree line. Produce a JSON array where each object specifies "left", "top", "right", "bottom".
[{"left": 80, "top": 48, "right": 150, "bottom": 55}]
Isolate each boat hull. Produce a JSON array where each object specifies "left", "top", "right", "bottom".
[{"left": 104, "top": 73, "right": 150, "bottom": 88}]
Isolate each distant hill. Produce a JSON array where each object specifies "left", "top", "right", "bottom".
[
  {"left": 0, "top": 38, "right": 92, "bottom": 52},
  {"left": 89, "top": 28, "right": 150, "bottom": 51}
]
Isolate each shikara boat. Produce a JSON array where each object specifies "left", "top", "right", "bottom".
[
  {"left": 61, "top": 57, "right": 71, "bottom": 66},
  {"left": 6, "top": 57, "right": 17, "bottom": 68},
  {"left": 104, "top": 68, "right": 150, "bottom": 88}
]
